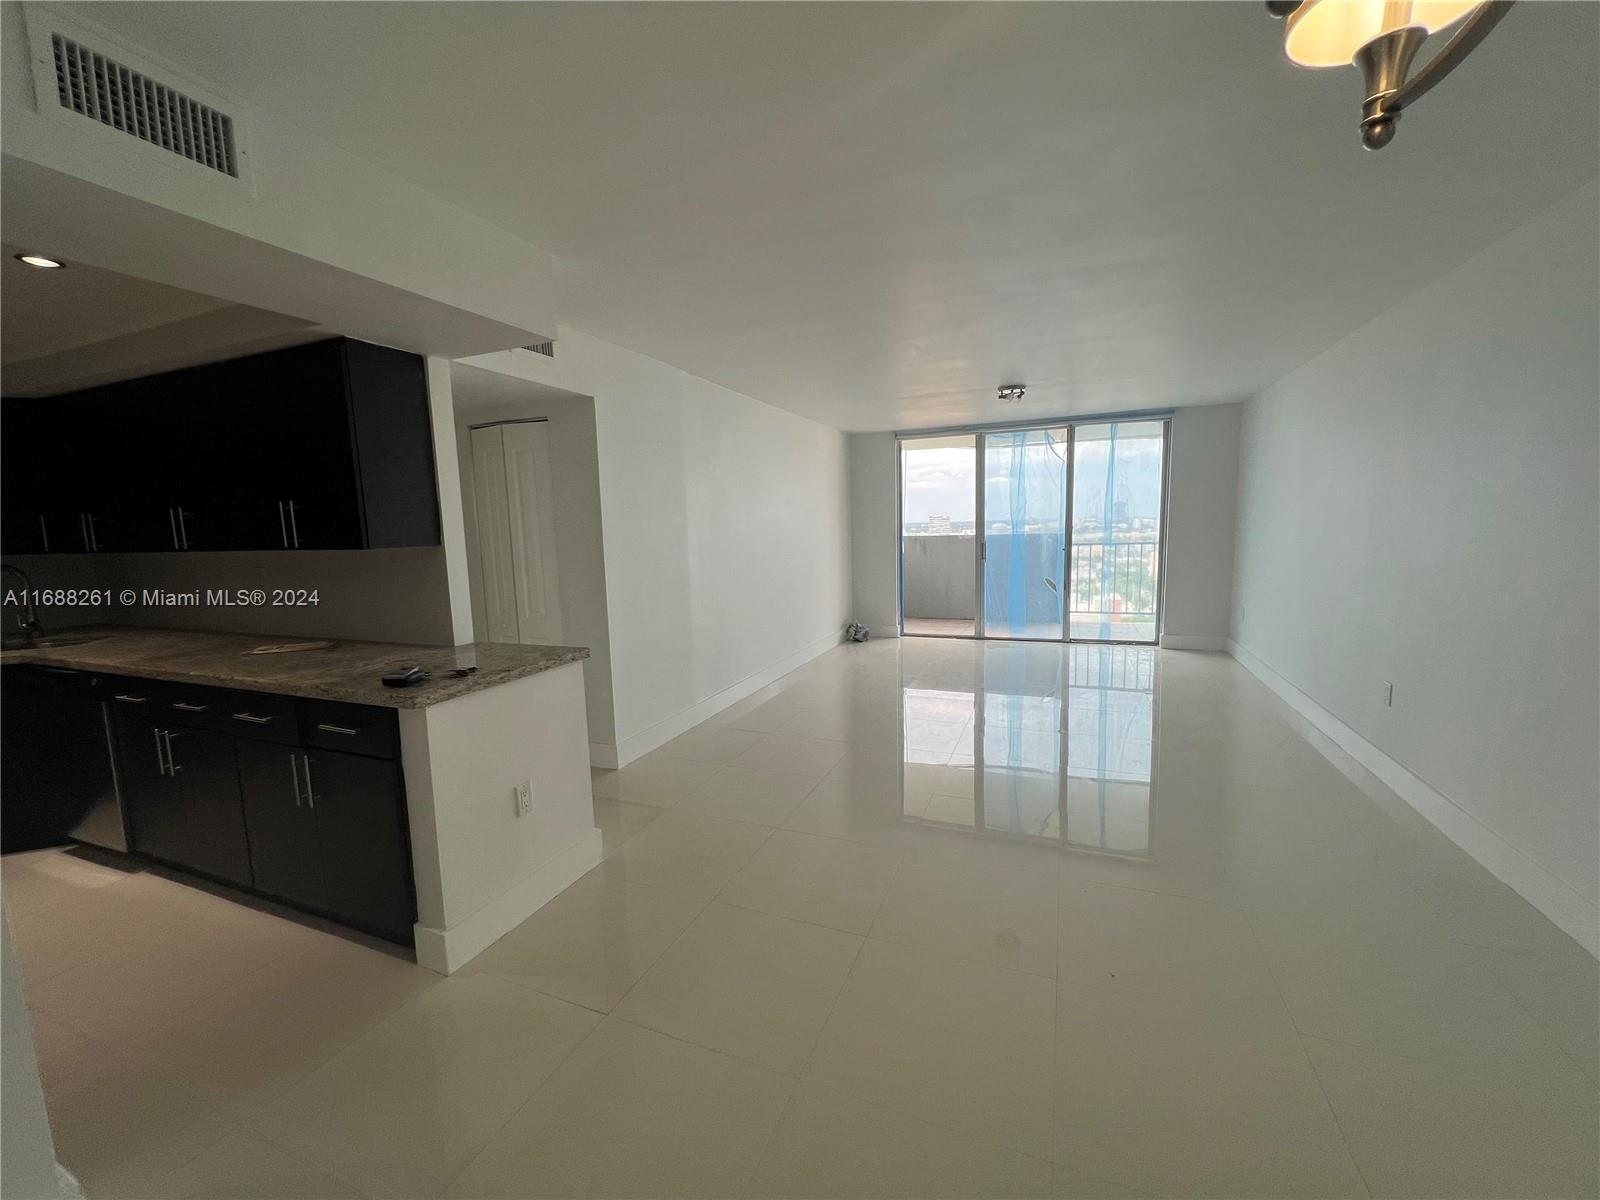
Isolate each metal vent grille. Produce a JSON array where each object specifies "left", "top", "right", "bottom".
[
  {"left": 51, "top": 33, "right": 238, "bottom": 178},
  {"left": 519, "top": 341, "right": 555, "bottom": 357}
]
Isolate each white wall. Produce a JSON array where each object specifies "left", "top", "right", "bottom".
[
  {"left": 848, "top": 432, "right": 902, "bottom": 637},
  {"left": 1231, "top": 181, "right": 1600, "bottom": 953},
  {"left": 1, "top": 907, "right": 68, "bottom": 1200},
  {"left": 460, "top": 331, "right": 852, "bottom": 765},
  {"left": 1161, "top": 403, "right": 1242, "bottom": 649}
]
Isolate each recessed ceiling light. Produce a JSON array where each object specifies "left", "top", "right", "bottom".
[{"left": 14, "top": 253, "right": 65, "bottom": 270}]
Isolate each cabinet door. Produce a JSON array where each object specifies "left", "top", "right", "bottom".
[
  {"left": 72, "top": 385, "right": 164, "bottom": 553},
  {"left": 307, "top": 750, "right": 413, "bottom": 941},
  {"left": 116, "top": 717, "right": 187, "bottom": 863},
  {"left": 264, "top": 342, "right": 363, "bottom": 550},
  {"left": 237, "top": 740, "right": 324, "bottom": 909},
  {"left": 166, "top": 727, "right": 252, "bottom": 886},
  {"left": 1, "top": 403, "right": 52, "bottom": 554}
]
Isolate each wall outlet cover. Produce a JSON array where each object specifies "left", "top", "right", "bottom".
[{"left": 516, "top": 780, "right": 533, "bottom": 817}]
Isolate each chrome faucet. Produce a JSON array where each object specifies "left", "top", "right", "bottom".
[{"left": 0, "top": 562, "right": 43, "bottom": 645}]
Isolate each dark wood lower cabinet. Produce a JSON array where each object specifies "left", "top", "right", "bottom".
[
  {"left": 118, "top": 717, "right": 252, "bottom": 887},
  {"left": 167, "top": 727, "right": 253, "bottom": 886},
  {"left": 114, "top": 688, "right": 415, "bottom": 947},
  {"left": 117, "top": 717, "right": 191, "bottom": 866},
  {"left": 306, "top": 750, "right": 414, "bottom": 942},
  {"left": 237, "top": 739, "right": 326, "bottom": 911}
]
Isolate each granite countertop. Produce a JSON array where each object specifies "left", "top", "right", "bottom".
[{"left": 0, "top": 626, "right": 589, "bottom": 708}]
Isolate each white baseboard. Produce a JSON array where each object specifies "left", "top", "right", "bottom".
[
  {"left": 611, "top": 628, "right": 847, "bottom": 767},
  {"left": 1160, "top": 634, "right": 1228, "bottom": 651},
  {"left": 588, "top": 742, "right": 619, "bottom": 770},
  {"left": 412, "top": 828, "right": 603, "bottom": 974},
  {"left": 1227, "top": 639, "right": 1598, "bottom": 958}
]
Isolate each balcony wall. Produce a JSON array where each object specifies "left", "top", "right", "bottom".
[{"left": 902, "top": 535, "right": 976, "bottom": 619}]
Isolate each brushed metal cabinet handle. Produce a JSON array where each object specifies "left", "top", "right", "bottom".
[
  {"left": 171, "top": 702, "right": 209, "bottom": 712},
  {"left": 289, "top": 752, "right": 302, "bottom": 807},
  {"left": 288, "top": 501, "right": 301, "bottom": 548},
  {"left": 169, "top": 507, "right": 180, "bottom": 550},
  {"left": 278, "top": 500, "right": 289, "bottom": 548},
  {"left": 114, "top": 694, "right": 149, "bottom": 704},
  {"left": 153, "top": 727, "right": 168, "bottom": 776},
  {"left": 164, "top": 730, "right": 182, "bottom": 774},
  {"left": 177, "top": 508, "right": 190, "bottom": 550},
  {"left": 300, "top": 754, "right": 315, "bottom": 809},
  {"left": 315, "top": 724, "right": 360, "bottom": 736},
  {"left": 232, "top": 712, "right": 273, "bottom": 725}
]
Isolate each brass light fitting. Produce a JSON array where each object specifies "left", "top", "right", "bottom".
[{"left": 1268, "top": 0, "right": 1515, "bottom": 149}]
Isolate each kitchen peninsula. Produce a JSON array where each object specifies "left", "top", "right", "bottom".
[{"left": 1, "top": 627, "right": 599, "bottom": 973}]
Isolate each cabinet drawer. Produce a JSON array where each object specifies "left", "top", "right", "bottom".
[
  {"left": 158, "top": 682, "right": 239, "bottom": 734},
  {"left": 220, "top": 691, "right": 302, "bottom": 746},
  {"left": 302, "top": 700, "right": 399, "bottom": 759},
  {"left": 106, "top": 678, "right": 215, "bottom": 725}
]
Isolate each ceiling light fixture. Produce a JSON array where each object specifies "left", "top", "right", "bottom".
[
  {"left": 998, "top": 384, "right": 1026, "bottom": 403},
  {"left": 14, "top": 253, "right": 66, "bottom": 269},
  {"left": 1267, "top": 0, "right": 1514, "bottom": 149}
]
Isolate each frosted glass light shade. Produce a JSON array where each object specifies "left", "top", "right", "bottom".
[{"left": 1285, "top": 0, "right": 1482, "bottom": 66}]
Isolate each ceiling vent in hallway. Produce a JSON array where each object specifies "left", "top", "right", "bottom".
[
  {"left": 49, "top": 32, "right": 239, "bottom": 178},
  {"left": 519, "top": 341, "right": 555, "bottom": 357}
]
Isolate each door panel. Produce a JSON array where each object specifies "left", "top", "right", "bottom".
[
  {"left": 981, "top": 428, "right": 1071, "bottom": 640},
  {"left": 116, "top": 717, "right": 186, "bottom": 863},
  {"left": 166, "top": 727, "right": 252, "bottom": 885},
  {"left": 238, "top": 740, "right": 324, "bottom": 908},
  {"left": 898, "top": 434, "right": 979, "bottom": 638},
  {"left": 1066, "top": 421, "right": 1166, "bottom": 644},
  {"left": 501, "top": 421, "right": 562, "bottom": 642},
  {"left": 469, "top": 424, "right": 520, "bottom": 642},
  {"left": 306, "top": 750, "right": 413, "bottom": 940}
]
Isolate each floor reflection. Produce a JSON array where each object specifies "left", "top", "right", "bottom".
[{"left": 900, "top": 643, "right": 1156, "bottom": 856}]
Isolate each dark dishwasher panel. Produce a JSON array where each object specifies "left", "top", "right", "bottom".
[{"left": 1, "top": 666, "right": 125, "bottom": 853}]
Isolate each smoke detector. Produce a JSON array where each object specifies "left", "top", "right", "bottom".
[{"left": 998, "top": 384, "right": 1026, "bottom": 403}]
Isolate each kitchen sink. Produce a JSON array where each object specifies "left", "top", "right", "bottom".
[{"left": 7, "top": 634, "right": 107, "bottom": 649}]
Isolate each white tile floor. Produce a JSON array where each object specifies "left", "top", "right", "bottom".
[{"left": 5, "top": 637, "right": 1597, "bottom": 1198}]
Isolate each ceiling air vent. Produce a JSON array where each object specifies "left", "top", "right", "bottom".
[
  {"left": 519, "top": 341, "right": 555, "bottom": 358},
  {"left": 50, "top": 33, "right": 238, "bottom": 178}
]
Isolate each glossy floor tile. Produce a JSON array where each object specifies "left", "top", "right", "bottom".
[{"left": 6, "top": 637, "right": 1595, "bottom": 1199}]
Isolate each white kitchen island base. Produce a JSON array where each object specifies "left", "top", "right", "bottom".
[{"left": 398, "top": 659, "right": 600, "bottom": 973}]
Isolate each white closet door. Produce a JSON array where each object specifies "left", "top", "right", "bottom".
[
  {"left": 469, "top": 424, "right": 520, "bottom": 643},
  {"left": 501, "top": 421, "right": 563, "bottom": 643}
]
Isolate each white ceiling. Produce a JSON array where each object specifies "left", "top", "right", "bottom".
[
  {"left": 1, "top": 246, "right": 324, "bottom": 394},
  {"left": 73, "top": 2, "right": 1600, "bottom": 430}
]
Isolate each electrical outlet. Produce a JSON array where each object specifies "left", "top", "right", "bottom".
[
  {"left": 515, "top": 780, "right": 532, "bottom": 818},
  {"left": 1382, "top": 681, "right": 1393, "bottom": 708}
]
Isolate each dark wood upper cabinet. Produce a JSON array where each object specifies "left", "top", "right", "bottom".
[{"left": 0, "top": 338, "right": 440, "bottom": 555}]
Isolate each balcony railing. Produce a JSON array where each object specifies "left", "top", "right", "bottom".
[
  {"left": 903, "top": 534, "right": 1160, "bottom": 641},
  {"left": 1067, "top": 540, "right": 1159, "bottom": 621}
]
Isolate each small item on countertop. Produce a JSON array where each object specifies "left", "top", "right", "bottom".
[
  {"left": 448, "top": 665, "right": 478, "bottom": 678},
  {"left": 247, "top": 640, "right": 338, "bottom": 654},
  {"left": 381, "top": 665, "right": 431, "bottom": 688}
]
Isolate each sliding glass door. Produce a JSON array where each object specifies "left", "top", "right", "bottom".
[
  {"left": 899, "top": 418, "right": 1167, "bottom": 644},
  {"left": 900, "top": 434, "right": 979, "bottom": 637},
  {"left": 1067, "top": 421, "right": 1166, "bottom": 644},
  {"left": 982, "top": 427, "right": 1071, "bottom": 640}
]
